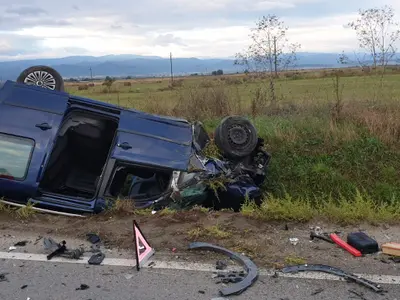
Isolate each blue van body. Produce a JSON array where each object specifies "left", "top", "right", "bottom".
[{"left": 0, "top": 80, "right": 203, "bottom": 213}]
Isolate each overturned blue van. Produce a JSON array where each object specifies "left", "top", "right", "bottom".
[{"left": 0, "top": 66, "right": 270, "bottom": 214}]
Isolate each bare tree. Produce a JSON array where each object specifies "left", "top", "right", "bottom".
[
  {"left": 347, "top": 5, "right": 400, "bottom": 70},
  {"left": 234, "top": 15, "right": 301, "bottom": 105}
]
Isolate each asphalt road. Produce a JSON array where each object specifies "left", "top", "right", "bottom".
[{"left": 1, "top": 259, "right": 400, "bottom": 300}]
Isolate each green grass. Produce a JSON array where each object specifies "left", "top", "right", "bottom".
[{"left": 66, "top": 70, "right": 400, "bottom": 224}]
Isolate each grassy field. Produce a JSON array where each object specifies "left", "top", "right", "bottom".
[{"left": 65, "top": 68, "right": 400, "bottom": 223}]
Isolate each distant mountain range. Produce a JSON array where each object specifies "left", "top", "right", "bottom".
[{"left": 0, "top": 53, "right": 398, "bottom": 80}]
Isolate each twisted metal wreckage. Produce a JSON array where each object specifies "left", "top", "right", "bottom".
[{"left": 0, "top": 65, "right": 271, "bottom": 215}]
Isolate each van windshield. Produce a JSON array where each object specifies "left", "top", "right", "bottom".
[{"left": 0, "top": 134, "right": 34, "bottom": 180}]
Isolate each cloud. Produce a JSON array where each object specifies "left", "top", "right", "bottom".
[
  {"left": 153, "top": 34, "right": 186, "bottom": 46},
  {"left": 0, "top": 34, "right": 44, "bottom": 57},
  {"left": 5, "top": 5, "right": 47, "bottom": 16},
  {"left": 0, "top": 0, "right": 399, "bottom": 60}
]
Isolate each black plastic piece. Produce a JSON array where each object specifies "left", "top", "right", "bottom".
[
  {"left": 87, "top": 233, "right": 101, "bottom": 244},
  {"left": 189, "top": 242, "right": 258, "bottom": 296},
  {"left": 88, "top": 252, "right": 105, "bottom": 265},
  {"left": 347, "top": 232, "right": 379, "bottom": 254},
  {"left": 281, "top": 264, "right": 384, "bottom": 294},
  {"left": 47, "top": 240, "right": 66, "bottom": 260}
]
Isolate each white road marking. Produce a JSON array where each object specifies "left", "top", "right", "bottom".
[{"left": 1, "top": 251, "right": 399, "bottom": 285}]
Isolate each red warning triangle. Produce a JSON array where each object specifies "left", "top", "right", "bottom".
[{"left": 133, "top": 220, "right": 155, "bottom": 271}]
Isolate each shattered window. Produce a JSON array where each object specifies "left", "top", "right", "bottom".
[
  {"left": 0, "top": 133, "right": 34, "bottom": 180},
  {"left": 107, "top": 165, "right": 171, "bottom": 199}
]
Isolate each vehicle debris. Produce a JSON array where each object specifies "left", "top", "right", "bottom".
[
  {"left": 0, "top": 68, "right": 271, "bottom": 215},
  {"left": 46, "top": 239, "right": 67, "bottom": 260},
  {"left": 0, "top": 273, "right": 9, "bottom": 282},
  {"left": 216, "top": 260, "right": 227, "bottom": 270},
  {"left": 347, "top": 232, "right": 379, "bottom": 254},
  {"left": 8, "top": 246, "right": 16, "bottom": 252},
  {"left": 215, "top": 271, "right": 246, "bottom": 284},
  {"left": 311, "top": 288, "right": 324, "bottom": 296},
  {"left": 14, "top": 241, "right": 28, "bottom": 247},
  {"left": 76, "top": 284, "right": 89, "bottom": 291},
  {"left": 44, "top": 237, "right": 84, "bottom": 260},
  {"left": 87, "top": 233, "right": 101, "bottom": 245},
  {"left": 281, "top": 264, "right": 384, "bottom": 294},
  {"left": 88, "top": 252, "right": 105, "bottom": 265},
  {"left": 189, "top": 242, "right": 258, "bottom": 296}
]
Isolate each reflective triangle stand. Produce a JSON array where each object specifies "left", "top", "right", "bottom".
[{"left": 133, "top": 220, "right": 155, "bottom": 271}]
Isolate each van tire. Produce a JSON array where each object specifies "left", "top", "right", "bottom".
[
  {"left": 214, "top": 116, "right": 258, "bottom": 159},
  {"left": 16, "top": 65, "right": 65, "bottom": 92}
]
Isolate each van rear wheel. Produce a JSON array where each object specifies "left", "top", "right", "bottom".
[{"left": 16, "top": 65, "right": 65, "bottom": 92}]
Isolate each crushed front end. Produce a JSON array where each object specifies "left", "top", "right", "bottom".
[{"left": 155, "top": 116, "right": 271, "bottom": 212}]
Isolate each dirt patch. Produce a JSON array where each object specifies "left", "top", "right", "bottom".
[{"left": 1, "top": 211, "right": 399, "bottom": 274}]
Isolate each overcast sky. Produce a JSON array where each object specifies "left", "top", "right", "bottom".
[{"left": 0, "top": 0, "right": 399, "bottom": 60}]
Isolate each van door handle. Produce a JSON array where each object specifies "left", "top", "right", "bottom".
[
  {"left": 117, "top": 142, "right": 132, "bottom": 150},
  {"left": 35, "top": 123, "right": 52, "bottom": 131}
]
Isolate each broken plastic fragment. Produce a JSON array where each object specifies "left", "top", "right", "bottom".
[
  {"left": 289, "top": 238, "right": 299, "bottom": 246},
  {"left": 189, "top": 242, "right": 258, "bottom": 296},
  {"left": 0, "top": 273, "right": 9, "bottom": 282},
  {"left": 88, "top": 252, "right": 105, "bottom": 265},
  {"left": 76, "top": 284, "right": 89, "bottom": 290},
  {"left": 281, "top": 264, "right": 384, "bottom": 293},
  {"left": 216, "top": 260, "right": 227, "bottom": 270},
  {"left": 87, "top": 233, "right": 101, "bottom": 244},
  {"left": 14, "top": 241, "right": 28, "bottom": 247}
]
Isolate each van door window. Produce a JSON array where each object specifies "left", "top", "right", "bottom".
[
  {"left": 0, "top": 133, "right": 34, "bottom": 180},
  {"left": 106, "top": 164, "right": 172, "bottom": 199}
]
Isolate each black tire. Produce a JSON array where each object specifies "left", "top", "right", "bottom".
[
  {"left": 214, "top": 116, "right": 258, "bottom": 159},
  {"left": 16, "top": 65, "right": 65, "bottom": 92}
]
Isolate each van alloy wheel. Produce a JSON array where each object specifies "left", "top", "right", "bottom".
[
  {"left": 24, "top": 70, "right": 57, "bottom": 90},
  {"left": 16, "top": 65, "right": 65, "bottom": 92}
]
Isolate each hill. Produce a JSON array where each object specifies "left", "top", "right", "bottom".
[{"left": 0, "top": 53, "right": 398, "bottom": 80}]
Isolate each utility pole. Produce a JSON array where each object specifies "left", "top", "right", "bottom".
[
  {"left": 169, "top": 52, "right": 174, "bottom": 83},
  {"left": 273, "top": 37, "right": 278, "bottom": 77},
  {"left": 89, "top": 67, "right": 93, "bottom": 82}
]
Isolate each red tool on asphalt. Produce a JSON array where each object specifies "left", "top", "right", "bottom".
[{"left": 330, "top": 233, "right": 362, "bottom": 257}]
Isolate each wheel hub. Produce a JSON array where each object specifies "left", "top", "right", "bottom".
[
  {"left": 24, "top": 71, "right": 56, "bottom": 90},
  {"left": 228, "top": 125, "right": 249, "bottom": 145}
]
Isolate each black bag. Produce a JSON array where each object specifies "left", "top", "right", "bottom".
[{"left": 347, "top": 232, "right": 379, "bottom": 254}]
